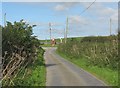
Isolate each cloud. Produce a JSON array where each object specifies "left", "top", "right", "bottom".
[
  {"left": 111, "top": 12, "right": 118, "bottom": 21},
  {"left": 99, "top": 7, "right": 117, "bottom": 17},
  {"left": 54, "top": 2, "right": 78, "bottom": 11},
  {"left": 97, "top": 6, "right": 118, "bottom": 23},
  {"left": 26, "top": 21, "right": 48, "bottom": 26},
  {"left": 55, "top": 4, "right": 68, "bottom": 11},
  {"left": 67, "top": 15, "right": 89, "bottom": 35},
  {"left": 50, "top": 22, "right": 64, "bottom": 27},
  {"left": 24, "top": 20, "right": 64, "bottom": 29},
  {"left": 81, "top": 2, "right": 118, "bottom": 23},
  {"left": 81, "top": 2, "right": 117, "bottom": 17},
  {"left": 69, "top": 15, "right": 88, "bottom": 25}
]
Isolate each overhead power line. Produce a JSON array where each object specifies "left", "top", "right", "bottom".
[{"left": 80, "top": 0, "right": 96, "bottom": 16}]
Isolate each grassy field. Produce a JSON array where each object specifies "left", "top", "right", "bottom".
[
  {"left": 40, "top": 37, "right": 83, "bottom": 47},
  {"left": 57, "top": 51, "right": 118, "bottom": 86}
]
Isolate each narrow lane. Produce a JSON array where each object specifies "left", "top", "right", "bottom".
[{"left": 44, "top": 47, "right": 107, "bottom": 86}]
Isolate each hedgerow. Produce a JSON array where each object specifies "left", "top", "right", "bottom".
[{"left": 58, "top": 35, "right": 118, "bottom": 70}]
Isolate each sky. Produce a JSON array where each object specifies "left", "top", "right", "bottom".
[{"left": 1, "top": 1, "right": 118, "bottom": 40}]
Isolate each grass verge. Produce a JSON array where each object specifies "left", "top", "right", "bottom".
[
  {"left": 9, "top": 51, "right": 46, "bottom": 86},
  {"left": 56, "top": 50, "right": 118, "bottom": 86},
  {"left": 23, "top": 53, "right": 46, "bottom": 86}
]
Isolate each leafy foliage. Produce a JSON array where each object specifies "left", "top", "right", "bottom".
[{"left": 2, "top": 20, "right": 45, "bottom": 86}]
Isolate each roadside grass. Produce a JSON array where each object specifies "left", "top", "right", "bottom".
[
  {"left": 56, "top": 51, "right": 118, "bottom": 86},
  {"left": 24, "top": 53, "right": 46, "bottom": 86},
  {"left": 11, "top": 51, "right": 46, "bottom": 86}
]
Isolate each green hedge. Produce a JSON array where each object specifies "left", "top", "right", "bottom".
[{"left": 58, "top": 36, "right": 118, "bottom": 70}]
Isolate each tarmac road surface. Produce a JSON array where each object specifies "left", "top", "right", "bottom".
[{"left": 44, "top": 47, "right": 107, "bottom": 86}]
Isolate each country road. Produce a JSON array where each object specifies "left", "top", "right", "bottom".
[{"left": 44, "top": 47, "right": 107, "bottom": 86}]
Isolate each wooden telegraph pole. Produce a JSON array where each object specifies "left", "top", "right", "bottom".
[
  {"left": 64, "top": 28, "right": 66, "bottom": 43},
  {"left": 49, "top": 22, "right": 52, "bottom": 40},
  {"left": 4, "top": 13, "right": 6, "bottom": 27},
  {"left": 65, "top": 16, "right": 68, "bottom": 43},
  {"left": 110, "top": 18, "right": 112, "bottom": 36}
]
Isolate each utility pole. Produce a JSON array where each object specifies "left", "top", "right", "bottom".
[
  {"left": 65, "top": 16, "right": 68, "bottom": 43},
  {"left": 4, "top": 13, "right": 6, "bottom": 27},
  {"left": 49, "top": 22, "right": 52, "bottom": 40},
  {"left": 110, "top": 18, "right": 112, "bottom": 36},
  {"left": 64, "top": 28, "right": 66, "bottom": 43},
  {"left": 45, "top": 39, "right": 47, "bottom": 44}
]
